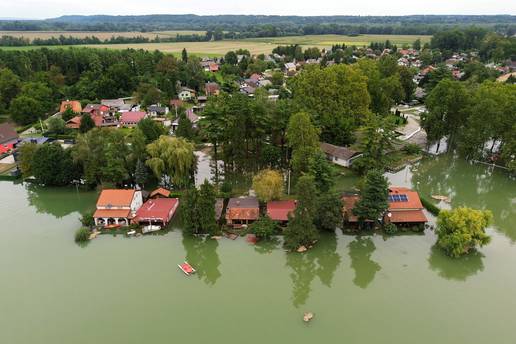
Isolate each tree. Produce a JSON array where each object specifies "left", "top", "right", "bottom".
[
  {"left": 314, "top": 193, "right": 342, "bottom": 231},
  {"left": 224, "top": 51, "right": 238, "bottom": 65},
  {"left": 423, "top": 79, "right": 470, "bottom": 151},
  {"left": 182, "top": 180, "right": 217, "bottom": 235},
  {"left": 284, "top": 175, "right": 319, "bottom": 250},
  {"left": 17, "top": 142, "right": 38, "bottom": 178},
  {"left": 252, "top": 169, "right": 284, "bottom": 202},
  {"left": 353, "top": 170, "right": 389, "bottom": 225},
  {"left": 9, "top": 95, "right": 44, "bottom": 125},
  {"left": 137, "top": 117, "right": 165, "bottom": 143},
  {"left": 413, "top": 38, "right": 421, "bottom": 50},
  {"left": 182, "top": 48, "right": 188, "bottom": 63},
  {"left": 61, "top": 107, "right": 77, "bottom": 122},
  {"left": 175, "top": 110, "right": 194, "bottom": 140},
  {"left": 79, "top": 114, "right": 95, "bottom": 133},
  {"left": 286, "top": 112, "right": 320, "bottom": 177},
  {"left": 0, "top": 67, "right": 20, "bottom": 111},
  {"left": 32, "top": 143, "right": 77, "bottom": 186},
  {"left": 399, "top": 66, "right": 416, "bottom": 102},
  {"left": 146, "top": 136, "right": 196, "bottom": 188},
  {"left": 133, "top": 82, "right": 161, "bottom": 107},
  {"left": 134, "top": 159, "right": 149, "bottom": 187},
  {"left": 436, "top": 207, "right": 492, "bottom": 258},
  {"left": 308, "top": 151, "right": 334, "bottom": 193},
  {"left": 250, "top": 216, "right": 276, "bottom": 240},
  {"left": 271, "top": 71, "right": 284, "bottom": 87},
  {"left": 47, "top": 116, "right": 65, "bottom": 134},
  {"left": 197, "top": 180, "right": 217, "bottom": 234}
]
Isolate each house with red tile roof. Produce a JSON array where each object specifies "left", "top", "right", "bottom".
[
  {"left": 134, "top": 198, "right": 179, "bottom": 226},
  {"left": 93, "top": 189, "right": 143, "bottom": 227},
  {"left": 120, "top": 111, "right": 147, "bottom": 127},
  {"left": 0, "top": 123, "right": 19, "bottom": 147},
  {"left": 267, "top": 200, "right": 297, "bottom": 224},
  {"left": 342, "top": 187, "right": 427, "bottom": 225},
  {"left": 226, "top": 197, "right": 259, "bottom": 227}
]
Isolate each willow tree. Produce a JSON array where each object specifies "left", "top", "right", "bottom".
[{"left": 146, "top": 136, "right": 196, "bottom": 188}]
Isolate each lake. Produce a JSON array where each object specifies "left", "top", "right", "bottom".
[{"left": 1, "top": 154, "right": 515, "bottom": 344}]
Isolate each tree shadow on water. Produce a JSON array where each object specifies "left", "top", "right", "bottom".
[
  {"left": 182, "top": 233, "right": 221, "bottom": 286},
  {"left": 285, "top": 232, "right": 341, "bottom": 308},
  {"left": 253, "top": 237, "right": 281, "bottom": 255},
  {"left": 428, "top": 245, "right": 484, "bottom": 282},
  {"left": 348, "top": 236, "right": 381, "bottom": 289}
]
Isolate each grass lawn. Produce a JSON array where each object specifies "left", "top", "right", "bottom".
[
  {"left": 0, "top": 34, "right": 431, "bottom": 56},
  {"left": 330, "top": 164, "right": 361, "bottom": 193}
]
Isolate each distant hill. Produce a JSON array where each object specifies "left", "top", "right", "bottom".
[{"left": 1, "top": 14, "right": 514, "bottom": 36}]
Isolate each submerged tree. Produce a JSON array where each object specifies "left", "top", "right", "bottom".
[{"left": 436, "top": 207, "right": 492, "bottom": 258}]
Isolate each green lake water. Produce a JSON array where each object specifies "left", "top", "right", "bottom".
[{"left": 1, "top": 154, "right": 515, "bottom": 344}]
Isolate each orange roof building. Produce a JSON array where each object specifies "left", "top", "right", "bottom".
[
  {"left": 342, "top": 187, "right": 427, "bottom": 225},
  {"left": 267, "top": 200, "right": 297, "bottom": 222},
  {"left": 93, "top": 189, "right": 143, "bottom": 227},
  {"left": 60, "top": 100, "right": 82, "bottom": 114}
]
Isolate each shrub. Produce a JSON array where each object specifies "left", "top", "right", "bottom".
[
  {"left": 420, "top": 196, "right": 440, "bottom": 215},
  {"left": 75, "top": 227, "right": 91, "bottom": 243},
  {"left": 403, "top": 143, "right": 422, "bottom": 155},
  {"left": 80, "top": 212, "right": 95, "bottom": 227},
  {"left": 384, "top": 223, "right": 398, "bottom": 234}
]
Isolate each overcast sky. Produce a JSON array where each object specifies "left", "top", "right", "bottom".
[{"left": 1, "top": 0, "right": 515, "bottom": 19}]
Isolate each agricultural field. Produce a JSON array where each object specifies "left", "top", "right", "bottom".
[
  {"left": 0, "top": 34, "right": 431, "bottom": 56},
  {"left": 0, "top": 30, "right": 206, "bottom": 41}
]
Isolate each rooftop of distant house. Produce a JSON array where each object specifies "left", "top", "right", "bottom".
[
  {"left": 0, "top": 123, "right": 19, "bottom": 146},
  {"left": 267, "top": 200, "right": 297, "bottom": 221},
  {"left": 96, "top": 189, "right": 136, "bottom": 208}
]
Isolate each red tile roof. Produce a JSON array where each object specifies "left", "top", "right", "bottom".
[
  {"left": 150, "top": 187, "right": 171, "bottom": 198},
  {"left": 226, "top": 197, "right": 259, "bottom": 221},
  {"left": 135, "top": 198, "right": 179, "bottom": 223},
  {"left": 388, "top": 210, "right": 427, "bottom": 223},
  {"left": 121, "top": 111, "right": 146, "bottom": 124},
  {"left": 0, "top": 123, "right": 19, "bottom": 145},
  {"left": 96, "top": 189, "right": 136, "bottom": 208},
  {"left": 388, "top": 187, "right": 424, "bottom": 210},
  {"left": 267, "top": 200, "right": 297, "bottom": 221},
  {"left": 60, "top": 100, "right": 82, "bottom": 113}
]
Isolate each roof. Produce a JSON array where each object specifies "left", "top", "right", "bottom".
[
  {"left": 205, "top": 82, "right": 220, "bottom": 94},
  {"left": 121, "top": 111, "right": 146, "bottom": 124},
  {"left": 320, "top": 142, "right": 361, "bottom": 161},
  {"left": 150, "top": 187, "right": 171, "bottom": 198},
  {"left": 93, "top": 209, "right": 131, "bottom": 219},
  {"left": 186, "top": 108, "right": 199, "bottom": 123},
  {"left": 388, "top": 210, "right": 427, "bottom": 223},
  {"left": 341, "top": 194, "right": 360, "bottom": 222},
  {"left": 66, "top": 116, "right": 82, "bottom": 129},
  {"left": 83, "top": 104, "right": 109, "bottom": 113},
  {"left": 497, "top": 72, "right": 516, "bottom": 83},
  {"left": 148, "top": 105, "right": 167, "bottom": 113},
  {"left": 60, "top": 100, "right": 82, "bottom": 113},
  {"left": 135, "top": 198, "right": 179, "bottom": 221},
  {"left": 170, "top": 99, "right": 183, "bottom": 108},
  {"left": 226, "top": 197, "right": 259, "bottom": 220},
  {"left": 388, "top": 187, "right": 424, "bottom": 210},
  {"left": 0, "top": 123, "right": 19, "bottom": 145},
  {"left": 101, "top": 99, "right": 125, "bottom": 108},
  {"left": 96, "top": 189, "right": 136, "bottom": 208},
  {"left": 267, "top": 200, "right": 297, "bottom": 221}
]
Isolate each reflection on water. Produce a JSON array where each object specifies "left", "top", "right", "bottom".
[
  {"left": 25, "top": 183, "right": 97, "bottom": 219},
  {"left": 388, "top": 154, "right": 516, "bottom": 242},
  {"left": 348, "top": 237, "right": 381, "bottom": 289},
  {"left": 428, "top": 245, "right": 484, "bottom": 281},
  {"left": 253, "top": 237, "right": 281, "bottom": 254},
  {"left": 182, "top": 233, "right": 221, "bottom": 286},
  {"left": 285, "top": 233, "right": 341, "bottom": 307}
]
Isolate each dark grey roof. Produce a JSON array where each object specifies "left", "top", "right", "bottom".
[
  {"left": 227, "top": 197, "right": 259, "bottom": 209},
  {"left": 320, "top": 142, "right": 361, "bottom": 161}
]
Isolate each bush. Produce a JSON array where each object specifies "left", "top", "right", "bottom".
[
  {"left": 250, "top": 216, "right": 277, "bottom": 240},
  {"left": 403, "top": 143, "right": 422, "bottom": 155},
  {"left": 384, "top": 223, "right": 398, "bottom": 234},
  {"left": 80, "top": 212, "right": 95, "bottom": 227},
  {"left": 75, "top": 227, "right": 91, "bottom": 243},
  {"left": 420, "top": 196, "right": 440, "bottom": 215}
]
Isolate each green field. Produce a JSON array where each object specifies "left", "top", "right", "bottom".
[
  {"left": 0, "top": 30, "right": 206, "bottom": 41},
  {"left": 0, "top": 34, "right": 431, "bottom": 56}
]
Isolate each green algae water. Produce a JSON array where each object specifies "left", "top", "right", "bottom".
[{"left": 1, "top": 154, "right": 515, "bottom": 344}]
